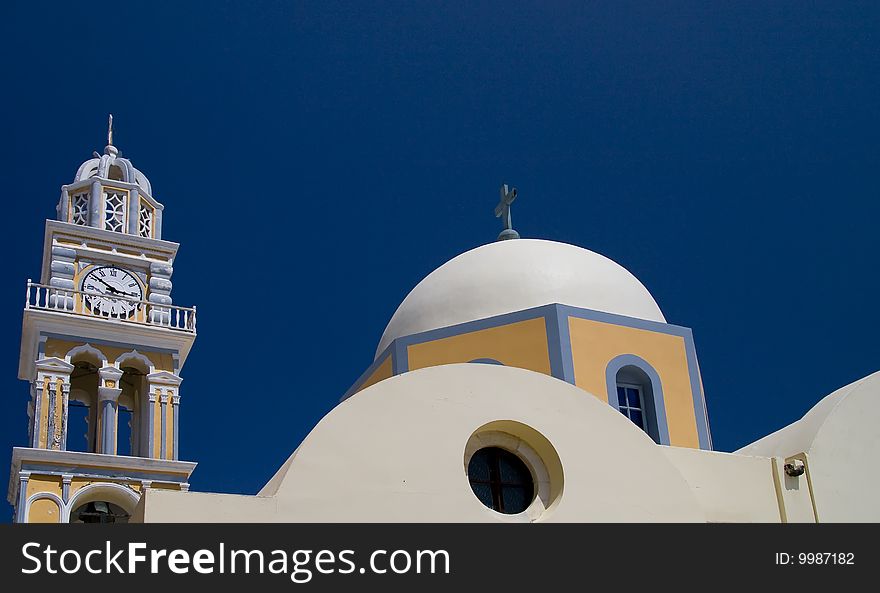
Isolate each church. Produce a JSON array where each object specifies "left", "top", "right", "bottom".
[{"left": 8, "top": 126, "right": 879, "bottom": 523}]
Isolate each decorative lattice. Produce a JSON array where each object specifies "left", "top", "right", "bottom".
[
  {"left": 71, "top": 193, "right": 89, "bottom": 225},
  {"left": 138, "top": 201, "right": 153, "bottom": 238},
  {"left": 104, "top": 191, "right": 127, "bottom": 233}
]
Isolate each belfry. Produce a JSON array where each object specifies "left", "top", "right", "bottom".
[{"left": 8, "top": 119, "right": 197, "bottom": 523}]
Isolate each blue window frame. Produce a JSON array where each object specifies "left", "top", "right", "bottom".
[{"left": 616, "top": 383, "right": 646, "bottom": 431}]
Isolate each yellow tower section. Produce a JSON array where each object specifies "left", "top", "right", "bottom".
[{"left": 345, "top": 304, "right": 711, "bottom": 450}]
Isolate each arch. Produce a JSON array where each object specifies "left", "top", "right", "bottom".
[
  {"left": 74, "top": 158, "right": 101, "bottom": 182},
  {"left": 468, "top": 358, "right": 504, "bottom": 365},
  {"left": 24, "top": 492, "right": 64, "bottom": 524},
  {"left": 605, "top": 354, "right": 670, "bottom": 445},
  {"left": 134, "top": 170, "right": 152, "bottom": 194},
  {"left": 115, "top": 350, "right": 155, "bottom": 374},
  {"left": 64, "top": 483, "right": 139, "bottom": 523},
  {"left": 65, "top": 343, "right": 108, "bottom": 367}
]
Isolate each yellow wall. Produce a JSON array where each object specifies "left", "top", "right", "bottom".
[
  {"left": 28, "top": 498, "right": 61, "bottom": 523},
  {"left": 27, "top": 476, "right": 62, "bottom": 498},
  {"left": 44, "top": 338, "right": 175, "bottom": 372},
  {"left": 568, "top": 317, "right": 700, "bottom": 448},
  {"left": 407, "top": 318, "right": 551, "bottom": 375},
  {"left": 358, "top": 356, "right": 393, "bottom": 393}
]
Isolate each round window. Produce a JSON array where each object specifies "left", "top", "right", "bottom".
[{"left": 467, "top": 447, "right": 535, "bottom": 514}]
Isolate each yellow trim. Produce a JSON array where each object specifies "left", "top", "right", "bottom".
[
  {"left": 153, "top": 391, "right": 161, "bottom": 458},
  {"left": 165, "top": 396, "right": 173, "bottom": 460}
]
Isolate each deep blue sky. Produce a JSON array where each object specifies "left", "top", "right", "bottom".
[{"left": 2, "top": 2, "right": 878, "bottom": 517}]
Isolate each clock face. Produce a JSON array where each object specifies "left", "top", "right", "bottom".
[{"left": 81, "top": 266, "right": 144, "bottom": 318}]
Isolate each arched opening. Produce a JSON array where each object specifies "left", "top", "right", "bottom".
[
  {"left": 119, "top": 362, "right": 149, "bottom": 457},
  {"left": 70, "top": 501, "right": 130, "bottom": 524},
  {"left": 108, "top": 164, "right": 126, "bottom": 181},
  {"left": 68, "top": 359, "right": 100, "bottom": 453},
  {"left": 67, "top": 484, "right": 138, "bottom": 524},
  {"left": 615, "top": 364, "right": 662, "bottom": 444}
]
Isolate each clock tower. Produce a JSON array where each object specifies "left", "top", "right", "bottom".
[{"left": 7, "top": 120, "right": 197, "bottom": 523}]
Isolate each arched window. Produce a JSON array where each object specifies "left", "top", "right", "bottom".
[
  {"left": 606, "top": 355, "right": 670, "bottom": 445},
  {"left": 467, "top": 447, "right": 534, "bottom": 514}
]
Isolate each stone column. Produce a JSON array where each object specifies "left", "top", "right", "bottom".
[
  {"left": 146, "top": 371, "right": 182, "bottom": 460},
  {"left": 61, "top": 475, "right": 73, "bottom": 505},
  {"left": 31, "top": 381, "right": 43, "bottom": 448},
  {"left": 147, "top": 391, "right": 157, "bottom": 459},
  {"left": 98, "top": 366, "right": 124, "bottom": 455},
  {"left": 127, "top": 186, "right": 140, "bottom": 235},
  {"left": 33, "top": 358, "right": 74, "bottom": 450},
  {"left": 16, "top": 472, "right": 31, "bottom": 524},
  {"left": 172, "top": 393, "right": 181, "bottom": 460},
  {"left": 89, "top": 179, "right": 102, "bottom": 229},
  {"left": 58, "top": 186, "right": 70, "bottom": 222},
  {"left": 60, "top": 381, "right": 70, "bottom": 451},
  {"left": 160, "top": 393, "right": 168, "bottom": 459}
]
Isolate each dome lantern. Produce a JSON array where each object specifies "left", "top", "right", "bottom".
[{"left": 57, "top": 115, "right": 163, "bottom": 239}]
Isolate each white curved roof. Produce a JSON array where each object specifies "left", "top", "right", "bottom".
[{"left": 376, "top": 239, "right": 666, "bottom": 358}]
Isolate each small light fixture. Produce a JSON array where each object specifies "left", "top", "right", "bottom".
[{"left": 784, "top": 459, "right": 805, "bottom": 477}]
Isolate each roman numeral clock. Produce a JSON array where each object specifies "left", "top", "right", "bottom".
[{"left": 8, "top": 119, "right": 198, "bottom": 523}]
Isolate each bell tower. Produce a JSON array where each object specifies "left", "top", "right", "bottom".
[{"left": 7, "top": 118, "right": 197, "bottom": 523}]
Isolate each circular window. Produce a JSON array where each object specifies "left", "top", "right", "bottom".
[
  {"left": 70, "top": 501, "right": 130, "bottom": 524},
  {"left": 467, "top": 447, "right": 535, "bottom": 514}
]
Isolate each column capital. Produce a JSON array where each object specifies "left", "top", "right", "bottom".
[
  {"left": 99, "top": 366, "right": 124, "bottom": 382},
  {"left": 98, "top": 386, "right": 122, "bottom": 403},
  {"left": 146, "top": 370, "right": 183, "bottom": 387},
  {"left": 34, "top": 357, "right": 74, "bottom": 376},
  {"left": 172, "top": 393, "right": 181, "bottom": 405}
]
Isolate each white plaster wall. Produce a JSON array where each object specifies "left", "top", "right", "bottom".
[
  {"left": 738, "top": 370, "right": 880, "bottom": 523},
  {"left": 141, "top": 364, "right": 706, "bottom": 522},
  {"left": 661, "top": 447, "right": 781, "bottom": 522},
  {"left": 377, "top": 240, "right": 666, "bottom": 357}
]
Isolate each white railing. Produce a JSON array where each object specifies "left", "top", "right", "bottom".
[{"left": 25, "top": 280, "right": 196, "bottom": 333}]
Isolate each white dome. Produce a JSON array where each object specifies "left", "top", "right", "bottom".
[{"left": 376, "top": 239, "right": 666, "bottom": 358}]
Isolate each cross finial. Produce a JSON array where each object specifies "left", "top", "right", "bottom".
[{"left": 494, "top": 183, "right": 520, "bottom": 240}]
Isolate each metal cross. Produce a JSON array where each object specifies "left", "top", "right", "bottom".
[{"left": 494, "top": 183, "right": 520, "bottom": 240}]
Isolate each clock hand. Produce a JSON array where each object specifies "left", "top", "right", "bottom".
[{"left": 92, "top": 277, "right": 139, "bottom": 299}]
